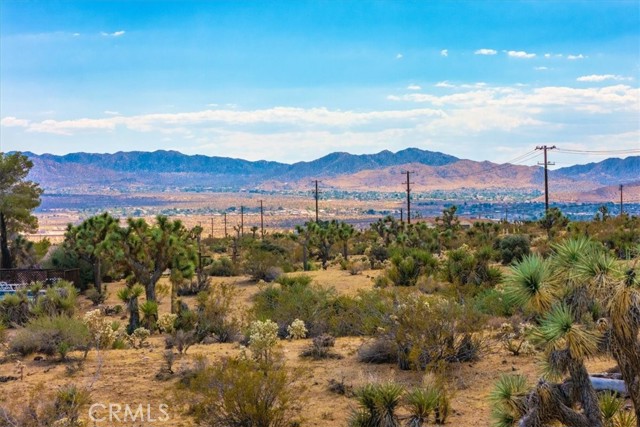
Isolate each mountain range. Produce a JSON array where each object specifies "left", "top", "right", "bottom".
[{"left": 18, "top": 148, "right": 640, "bottom": 200}]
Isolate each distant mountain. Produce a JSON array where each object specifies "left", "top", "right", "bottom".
[
  {"left": 17, "top": 149, "right": 639, "bottom": 198},
  {"left": 554, "top": 156, "right": 640, "bottom": 185}
]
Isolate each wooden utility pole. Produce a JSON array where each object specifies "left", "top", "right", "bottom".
[
  {"left": 260, "top": 200, "right": 265, "bottom": 238},
  {"left": 400, "top": 208, "right": 403, "bottom": 222},
  {"left": 240, "top": 206, "right": 244, "bottom": 236},
  {"left": 223, "top": 212, "right": 228, "bottom": 238},
  {"left": 536, "top": 145, "right": 556, "bottom": 214},
  {"left": 619, "top": 184, "right": 624, "bottom": 216},
  {"left": 402, "top": 171, "right": 415, "bottom": 224},
  {"left": 210, "top": 217, "right": 214, "bottom": 238},
  {"left": 313, "top": 180, "right": 321, "bottom": 222}
]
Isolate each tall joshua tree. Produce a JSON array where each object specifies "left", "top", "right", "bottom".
[
  {"left": 112, "top": 216, "right": 197, "bottom": 302},
  {"left": 65, "top": 212, "right": 119, "bottom": 294}
]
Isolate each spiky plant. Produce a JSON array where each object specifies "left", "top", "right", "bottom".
[
  {"left": 489, "top": 375, "right": 529, "bottom": 427},
  {"left": 139, "top": 300, "right": 158, "bottom": 330},
  {"left": 350, "top": 382, "right": 404, "bottom": 427},
  {"left": 504, "top": 255, "right": 556, "bottom": 313},
  {"left": 117, "top": 284, "right": 144, "bottom": 334},
  {"left": 405, "top": 388, "right": 437, "bottom": 427},
  {"left": 599, "top": 391, "right": 623, "bottom": 427}
]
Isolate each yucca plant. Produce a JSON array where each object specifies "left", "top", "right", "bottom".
[
  {"left": 139, "top": 300, "right": 158, "bottom": 330},
  {"left": 117, "top": 284, "right": 144, "bottom": 333},
  {"left": 350, "top": 382, "right": 404, "bottom": 427},
  {"left": 504, "top": 255, "right": 556, "bottom": 313},
  {"left": 599, "top": 390, "right": 623, "bottom": 427},
  {"left": 490, "top": 375, "right": 529, "bottom": 427},
  {"left": 613, "top": 410, "right": 637, "bottom": 427}
]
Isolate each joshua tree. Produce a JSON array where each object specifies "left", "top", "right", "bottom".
[
  {"left": 117, "top": 284, "right": 144, "bottom": 333},
  {"left": 494, "top": 238, "right": 640, "bottom": 426}
]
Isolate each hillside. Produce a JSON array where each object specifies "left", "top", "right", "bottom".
[{"left": 18, "top": 149, "right": 639, "bottom": 197}]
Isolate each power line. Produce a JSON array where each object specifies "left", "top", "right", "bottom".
[{"left": 556, "top": 148, "right": 640, "bottom": 155}]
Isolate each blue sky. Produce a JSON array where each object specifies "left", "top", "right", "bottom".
[{"left": 1, "top": 0, "right": 639, "bottom": 166}]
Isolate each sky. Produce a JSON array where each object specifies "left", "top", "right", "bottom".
[{"left": 1, "top": 0, "right": 639, "bottom": 167}]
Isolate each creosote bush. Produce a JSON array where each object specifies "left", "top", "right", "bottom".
[
  {"left": 178, "top": 355, "right": 301, "bottom": 427},
  {"left": 10, "top": 315, "right": 90, "bottom": 361}
]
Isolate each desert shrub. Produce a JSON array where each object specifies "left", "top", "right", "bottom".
[
  {"left": 209, "top": 256, "right": 236, "bottom": 277},
  {"left": 358, "top": 337, "right": 398, "bottom": 364},
  {"left": 365, "top": 244, "right": 389, "bottom": 268},
  {"left": 31, "top": 281, "right": 78, "bottom": 318},
  {"left": 498, "top": 235, "right": 531, "bottom": 265},
  {"left": 287, "top": 318, "right": 307, "bottom": 340},
  {"left": 243, "top": 241, "right": 289, "bottom": 281},
  {"left": 276, "top": 274, "right": 313, "bottom": 288},
  {"left": 194, "top": 283, "right": 241, "bottom": 342},
  {"left": 386, "top": 249, "right": 438, "bottom": 287},
  {"left": 253, "top": 278, "right": 334, "bottom": 336},
  {"left": 498, "top": 321, "right": 536, "bottom": 357},
  {"left": 442, "top": 246, "right": 501, "bottom": 287},
  {"left": 349, "top": 381, "right": 404, "bottom": 427},
  {"left": 157, "top": 313, "right": 178, "bottom": 333},
  {"left": 10, "top": 315, "right": 90, "bottom": 361},
  {"left": 325, "top": 290, "right": 393, "bottom": 337},
  {"left": 472, "top": 288, "right": 518, "bottom": 317},
  {"left": 300, "top": 333, "right": 342, "bottom": 359},
  {"left": 0, "top": 383, "right": 91, "bottom": 427},
  {"left": 165, "top": 329, "right": 196, "bottom": 354},
  {"left": 0, "top": 292, "right": 30, "bottom": 326},
  {"left": 367, "top": 293, "right": 486, "bottom": 370},
  {"left": 0, "top": 322, "right": 6, "bottom": 345},
  {"left": 128, "top": 327, "right": 150, "bottom": 348},
  {"left": 179, "top": 355, "right": 300, "bottom": 427},
  {"left": 84, "top": 286, "right": 106, "bottom": 306}
]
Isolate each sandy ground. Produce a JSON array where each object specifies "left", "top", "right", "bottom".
[{"left": 0, "top": 269, "right": 619, "bottom": 427}]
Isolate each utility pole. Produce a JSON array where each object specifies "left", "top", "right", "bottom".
[
  {"left": 402, "top": 171, "right": 415, "bottom": 224},
  {"left": 210, "top": 217, "right": 214, "bottom": 238},
  {"left": 240, "top": 206, "right": 244, "bottom": 236},
  {"left": 260, "top": 200, "right": 265, "bottom": 238},
  {"left": 223, "top": 212, "right": 228, "bottom": 238},
  {"left": 504, "top": 205, "right": 508, "bottom": 223},
  {"left": 619, "top": 184, "right": 624, "bottom": 217},
  {"left": 313, "top": 180, "right": 321, "bottom": 222},
  {"left": 536, "top": 145, "right": 556, "bottom": 215},
  {"left": 400, "top": 208, "right": 403, "bottom": 222}
]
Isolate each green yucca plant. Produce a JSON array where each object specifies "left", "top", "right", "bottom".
[
  {"left": 489, "top": 375, "right": 529, "bottom": 427},
  {"left": 599, "top": 391, "right": 623, "bottom": 426},
  {"left": 139, "top": 300, "right": 158, "bottom": 330},
  {"left": 504, "top": 255, "right": 555, "bottom": 313},
  {"left": 405, "top": 388, "right": 438, "bottom": 427},
  {"left": 349, "top": 382, "right": 404, "bottom": 427},
  {"left": 533, "top": 303, "right": 600, "bottom": 360},
  {"left": 117, "top": 284, "right": 144, "bottom": 333}
]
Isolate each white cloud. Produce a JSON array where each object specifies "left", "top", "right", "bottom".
[
  {"left": 1, "top": 117, "right": 30, "bottom": 127},
  {"left": 535, "top": 66, "right": 548, "bottom": 71},
  {"left": 101, "top": 30, "right": 125, "bottom": 37},
  {"left": 544, "top": 53, "right": 551, "bottom": 58},
  {"left": 72, "top": 33, "right": 80, "bottom": 37},
  {"left": 396, "top": 53, "right": 403, "bottom": 59},
  {"left": 507, "top": 50, "right": 536, "bottom": 59},
  {"left": 407, "top": 84, "right": 421, "bottom": 91},
  {"left": 577, "top": 74, "right": 630, "bottom": 82},
  {"left": 104, "top": 110, "right": 121, "bottom": 115},
  {"left": 440, "top": 49, "right": 448, "bottom": 57},
  {"left": 474, "top": 48, "right": 497, "bottom": 55},
  {"left": 435, "top": 81, "right": 454, "bottom": 88},
  {"left": 567, "top": 54, "right": 586, "bottom": 60}
]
